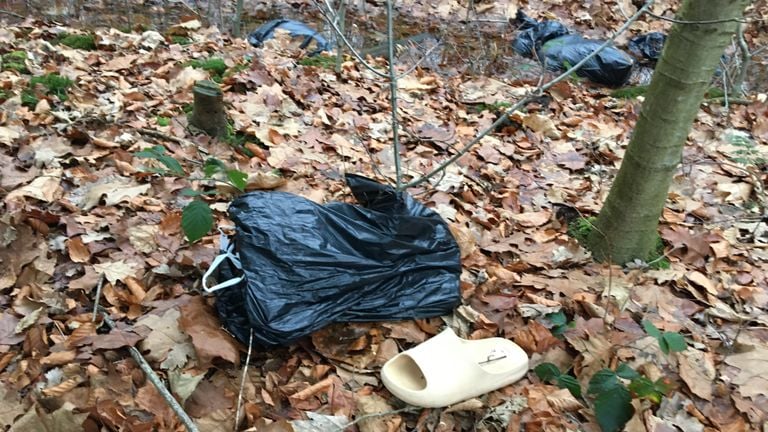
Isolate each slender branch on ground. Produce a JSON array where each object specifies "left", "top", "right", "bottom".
[
  {"left": 386, "top": 0, "right": 403, "bottom": 188},
  {"left": 336, "top": 407, "right": 415, "bottom": 431},
  {"left": 97, "top": 305, "right": 200, "bottom": 432},
  {"left": 234, "top": 329, "right": 254, "bottom": 430},
  {"left": 136, "top": 128, "right": 192, "bottom": 146},
  {"left": 91, "top": 273, "right": 106, "bottom": 323},
  {"left": 0, "top": 9, "right": 24, "bottom": 18},
  {"left": 733, "top": 23, "right": 751, "bottom": 96},
  {"left": 399, "top": 1, "right": 655, "bottom": 190},
  {"left": 311, "top": 0, "right": 389, "bottom": 78},
  {"left": 721, "top": 58, "right": 730, "bottom": 112},
  {"left": 645, "top": 10, "right": 749, "bottom": 24}
]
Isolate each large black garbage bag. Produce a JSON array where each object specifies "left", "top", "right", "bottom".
[
  {"left": 512, "top": 11, "right": 634, "bottom": 87},
  {"left": 628, "top": 32, "right": 667, "bottom": 62},
  {"left": 512, "top": 10, "right": 570, "bottom": 58},
  {"left": 209, "top": 174, "right": 462, "bottom": 347},
  {"left": 247, "top": 19, "right": 331, "bottom": 56},
  {"left": 541, "top": 35, "right": 634, "bottom": 87}
]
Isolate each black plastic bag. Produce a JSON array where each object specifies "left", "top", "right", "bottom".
[
  {"left": 541, "top": 35, "right": 634, "bottom": 87},
  {"left": 628, "top": 32, "right": 666, "bottom": 61},
  {"left": 207, "top": 174, "right": 462, "bottom": 347},
  {"left": 512, "top": 10, "right": 570, "bottom": 58},
  {"left": 247, "top": 19, "right": 331, "bottom": 56},
  {"left": 512, "top": 11, "right": 634, "bottom": 87}
]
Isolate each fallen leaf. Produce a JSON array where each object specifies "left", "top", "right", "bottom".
[
  {"left": 135, "top": 308, "right": 196, "bottom": 370},
  {"left": 178, "top": 296, "right": 240, "bottom": 367},
  {"left": 9, "top": 402, "right": 88, "bottom": 432},
  {"left": 93, "top": 260, "right": 139, "bottom": 284},
  {"left": 511, "top": 210, "right": 551, "bottom": 227},
  {"left": 5, "top": 168, "right": 63, "bottom": 203},
  {"left": 678, "top": 349, "right": 715, "bottom": 400},
  {"left": 67, "top": 237, "right": 91, "bottom": 263},
  {"left": 724, "top": 347, "right": 768, "bottom": 398}
]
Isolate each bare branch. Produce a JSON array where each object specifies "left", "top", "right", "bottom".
[
  {"left": 399, "top": 1, "right": 655, "bottom": 190},
  {"left": 645, "top": 10, "right": 749, "bottom": 24},
  {"left": 386, "top": 0, "right": 403, "bottom": 187},
  {"left": 234, "top": 329, "right": 254, "bottom": 430}
]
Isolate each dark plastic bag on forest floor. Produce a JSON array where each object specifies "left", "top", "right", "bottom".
[
  {"left": 512, "top": 11, "right": 634, "bottom": 87},
  {"left": 628, "top": 32, "right": 667, "bottom": 62},
  {"left": 247, "top": 19, "right": 331, "bottom": 56},
  {"left": 204, "top": 174, "right": 462, "bottom": 347}
]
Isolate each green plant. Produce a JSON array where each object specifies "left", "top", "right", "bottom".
[
  {"left": 567, "top": 216, "right": 597, "bottom": 244},
  {"left": 571, "top": 217, "right": 669, "bottom": 269},
  {"left": 642, "top": 320, "right": 687, "bottom": 355},
  {"left": 725, "top": 130, "right": 765, "bottom": 166},
  {"left": 156, "top": 116, "right": 171, "bottom": 127},
  {"left": 543, "top": 310, "right": 574, "bottom": 337},
  {"left": 298, "top": 54, "right": 336, "bottom": 69},
  {"left": 2, "top": 51, "right": 29, "bottom": 74},
  {"left": 170, "top": 35, "right": 192, "bottom": 45},
  {"left": 185, "top": 57, "right": 228, "bottom": 82},
  {"left": 57, "top": 33, "right": 97, "bottom": 50},
  {"left": 21, "top": 90, "right": 38, "bottom": 108},
  {"left": 134, "top": 145, "right": 247, "bottom": 242},
  {"left": 21, "top": 73, "right": 74, "bottom": 108},
  {"left": 0, "top": 89, "right": 7, "bottom": 101},
  {"left": 535, "top": 362, "right": 673, "bottom": 432}
]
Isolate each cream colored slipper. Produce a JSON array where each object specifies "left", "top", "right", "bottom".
[{"left": 381, "top": 327, "right": 529, "bottom": 408}]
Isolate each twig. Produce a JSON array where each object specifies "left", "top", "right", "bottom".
[
  {"left": 97, "top": 306, "right": 200, "bottom": 432},
  {"left": 396, "top": 40, "right": 443, "bottom": 79},
  {"left": 336, "top": 407, "right": 414, "bottom": 431},
  {"left": 386, "top": 0, "right": 403, "bottom": 188},
  {"left": 0, "top": 9, "right": 24, "bottom": 18},
  {"left": 334, "top": 0, "right": 346, "bottom": 74},
  {"left": 733, "top": 23, "right": 751, "bottom": 96},
  {"left": 311, "top": 0, "right": 389, "bottom": 78},
  {"left": 91, "top": 273, "right": 106, "bottom": 323},
  {"left": 136, "top": 128, "right": 189, "bottom": 146},
  {"left": 234, "top": 329, "right": 253, "bottom": 430},
  {"left": 399, "top": 1, "right": 655, "bottom": 190}
]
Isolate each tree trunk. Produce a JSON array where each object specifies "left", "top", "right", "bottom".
[
  {"left": 587, "top": 0, "right": 750, "bottom": 264},
  {"left": 190, "top": 80, "right": 228, "bottom": 138}
]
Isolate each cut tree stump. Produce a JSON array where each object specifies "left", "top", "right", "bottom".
[{"left": 190, "top": 80, "right": 228, "bottom": 138}]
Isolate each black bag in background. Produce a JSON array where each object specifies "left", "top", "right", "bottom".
[
  {"left": 207, "top": 174, "right": 462, "bottom": 347},
  {"left": 247, "top": 19, "right": 331, "bottom": 56}
]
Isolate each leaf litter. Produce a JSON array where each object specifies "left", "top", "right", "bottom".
[{"left": 0, "top": 0, "right": 767, "bottom": 431}]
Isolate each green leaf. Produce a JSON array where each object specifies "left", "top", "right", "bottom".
[
  {"left": 628, "top": 376, "right": 656, "bottom": 398},
  {"left": 226, "top": 169, "right": 248, "bottom": 191},
  {"left": 157, "top": 154, "right": 185, "bottom": 176},
  {"left": 557, "top": 375, "right": 582, "bottom": 398},
  {"left": 203, "top": 158, "right": 227, "bottom": 177},
  {"left": 662, "top": 332, "right": 687, "bottom": 353},
  {"left": 180, "top": 188, "right": 202, "bottom": 197},
  {"left": 642, "top": 320, "right": 662, "bottom": 339},
  {"left": 134, "top": 145, "right": 184, "bottom": 176},
  {"left": 588, "top": 369, "right": 621, "bottom": 395},
  {"left": 616, "top": 363, "right": 640, "bottom": 380},
  {"left": 182, "top": 200, "right": 213, "bottom": 243},
  {"left": 593, "top": 385, "right": 634, "bottom": 432},
  {"left": 134, "top": 145, "right": 166, "bottom": 159},
  {"left": 546, "top": 311, "right": 568, "bottom": 327},
  {"left": 534, "top": 363, "right": 561, "bottom": 382}
]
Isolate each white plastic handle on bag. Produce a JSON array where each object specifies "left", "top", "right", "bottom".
[{"left": 202, "top": 229, "right": 245, "bottom": 293}]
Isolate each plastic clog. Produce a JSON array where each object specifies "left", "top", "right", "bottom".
[{"left": 381, "top": 327, "right": 529, "bottom": 408}]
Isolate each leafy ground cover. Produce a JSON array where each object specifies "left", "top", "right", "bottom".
[{"left": 0, "top": 1, "right": 767, "bottom": 431}]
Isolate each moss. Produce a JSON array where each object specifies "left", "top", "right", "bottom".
[
  {"left": 646, "top": 237, "right": 670, "bottom": 269},
  {"left": 223, "top": 63, "right": 249, "bottom": 77},
  {"left": 0, "top": 89, "right": 7, "bottom": 101},
  {"left": 611, "top": 85, "right": 648, "bottom": 99},
  {"left": 567, "top": 217, "right": 597, "bottom": 244},
  {"left": 21, "top": 89, "right": 38, "bottom": 108},
  {"left": 298, "top": 54, "right": 336, "bottom": 69},
  {"left": 57, "top": 33, "right": 97, "bottom": 50},
  {"left": 181, "top": 103, "right": 194, "bottom": 114},
  {"left": 156, "top": 116, "right": 170, "bottom": 126},
  {"left": 23, "top": 73, "right": 74, "bottom": 107},
  {"left": 473, "top": 100, "right": 513, "bottom": 113},
  {"left": 2, "top": 51, "right": 29, "bottom": 74},
  {"left": 704, "top": 87, "right": 725, "bottom": 99},
  {"left": 185, "top": 57, "right": 228, "bottom": 81},
  {"left": 170, "top": 35, "right": 192, "bottom": 45}
]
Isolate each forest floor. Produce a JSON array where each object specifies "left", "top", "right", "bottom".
[{"left": 1, "top": 0, "right": 768, "bottom": 431}]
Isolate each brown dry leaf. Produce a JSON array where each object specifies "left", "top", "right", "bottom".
[
  {"left": 40, "top": 350, "right": 77, "bottom": 366},
  {"left": 382, "top": 321, "right": 427, "bottom": 344},
  {"left": 5, "top": 168, "right": 63, "bottom": 203},
  {"left": 522, "top": 113, "right": 560, "bottom": 139},
  {"left": 93, "top": 260, "right": 139, "bottom": 284},
  {"left": 42, "top": 376, "right": 83, "bottom": 397},
  {"left": 67, "top": 237, "right": 91, "bottom": 263},
  {"left": 91, "top": 328, "right": 144, "bottom": 350},
  {"left": 102, "top": 54, "right": 139, "bottom": 71},
  {"left": 546, "top": 388, "right": 583, "bottom": 412},
  {"left": 0, "top": 384, "right": 26, "bottom": 428},
  {"left": 246, "top": 171, "right": 287, "bottom": 190},
  {"left": 355, "top": 393, "right": 401, "bottom": 432},
  {"left": 135, "top": 308, "right": 196, "bottom": 370},
  {"left": 511, "top": 210, "right": 551, "bottom": 228},
  {"left": 724, "top": 347, "right": 768, "bottom": 399},
  {"left": 0, "top": 126, "right": 22, "bottom": 146},
  {"left": 686, "top": 271, "right": 717, "bottom": 296},
  {"left": 9, "top": 402, "right": 88, "bottom": 432},
  {"left": 0, "top": 313, "right": 25, "bottom": 345},
  {"left": 127, "top": 224, "right": 159, "bottom": 254},
  {"left": 677, "top": 349, "right": 715, "bottom": 400},
  {"left": 78, "top": 179, "right": 151, "bottom": 211},
  {"left": 178, "top": 296, "right": 240, "bottom": 367}
]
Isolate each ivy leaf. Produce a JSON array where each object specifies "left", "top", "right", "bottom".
[
  {"left": 588, "top": 369, "right": 621, "bottom": 395},
  {"left": 203, "top": 158, "right": 227, "bottom": 177},
  {"left": 616, "top": 363, "right": 640, "bottom": 380},
  {"left": 226, "top": 169, "right": 248, "bottom": 192},
  {"left": 642, "top": 320, "right": 662, "bottom": 339},
  {"left": 593, "top": 385, "right": 634, "bottom": 432},
  {"left": 182, "top": 200, "right": 213, "bottom": 243},
  {"left": 661, "top": 332, "right": 687, "bottom": 353},
  {"left": 557, "top": 375, "right": 582, "bottom": 398},
  {"left": 534, "top": 363, "right": 561, "bottom": 382}
]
